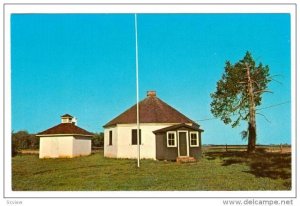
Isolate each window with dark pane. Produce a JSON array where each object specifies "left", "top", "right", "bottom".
[
  {"left": 132, "top": 129, "right": 141, "bottom": 145},
  {"left": 109, "top": 130, "right": 113, "bottom": 145},
  {"left": 190, "top": 133, "right": 198, "bottom": 146},
  {"left": 168, "top": 133, "right": 175, "bottom": 146}
]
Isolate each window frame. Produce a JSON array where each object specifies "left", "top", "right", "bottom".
[
  {"left": 131, "top": 129, "right": 142, "bottom": 145},
  {"left": 108, "top": 130, "right": 113, "bottom": 146},
  {"left": 189, "top": 131, "right": 199, "bottom": 147},
  {"left": 166, "top": 131, "right": 177, "bottom": 147}
]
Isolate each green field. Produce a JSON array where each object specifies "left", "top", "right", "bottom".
[{"left": 12, "top": 150, "right": 291, "bottom": 191}]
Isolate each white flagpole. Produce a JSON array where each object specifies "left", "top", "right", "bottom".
[{"left": 134, "top": 13, "right": 140, "bottom": 168}]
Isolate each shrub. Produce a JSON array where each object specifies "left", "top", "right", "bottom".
[
  {"left": 92, "top": 132, "right": 104, "bottom": 148},
  {"left": 11, "top": 131, "right": 39, "bottom": 156}
]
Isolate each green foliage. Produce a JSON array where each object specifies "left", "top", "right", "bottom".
[
  {"left": 12, "top": 131, "right": 18, "bottom": 157},
  {"left": 12, "top": 131, "right": 39, "bottom": 156},
  {"left": 12, "top": 151, "right": 290, "bottom": 191},
  {"left": 92, "top": 132, "right": 104, "bottom": 148},
  {"left": 211, "top": 51, "right": 270, "bottom": 127},
  {"left": 11, "top": 130, "right": 104, "bottom": 155},
  {"left": 240, "top": 130, "right": 248, "bottom": 141}
]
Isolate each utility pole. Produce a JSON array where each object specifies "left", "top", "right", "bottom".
[{"left": 134, "top": 13, "right": 140, "bottom": 167}]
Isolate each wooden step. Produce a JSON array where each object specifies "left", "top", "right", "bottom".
[{"left": 176, "top": 156, "right": 197, "bottom": 163}]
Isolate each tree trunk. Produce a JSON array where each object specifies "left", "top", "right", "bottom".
[
  {"left": 247, "top": 122, "right": 256, "bottom": 153},
  {"left": 246, "top": 64, "right": 257, "bottom": 153}
]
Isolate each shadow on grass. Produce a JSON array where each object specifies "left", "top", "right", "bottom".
[{"left": 205, "top": 150, "right": 291, "bottom": 180}]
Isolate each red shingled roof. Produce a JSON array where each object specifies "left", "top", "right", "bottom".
[
  {"left": 37, "top": 123, "right": 93, "bottom": 136},
  {"left": 104, "top": 94, "right": 199, "bottom": 128}
]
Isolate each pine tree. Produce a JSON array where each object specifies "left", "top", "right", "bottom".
[{"left": 211, "top": 51, "right": 271, "bottom": 152}]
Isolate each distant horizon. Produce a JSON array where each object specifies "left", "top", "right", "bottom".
[{"left": 11, "top": 13, "right": 291, "bottom": 145}]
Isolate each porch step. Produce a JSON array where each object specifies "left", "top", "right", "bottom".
[{"left": 176, "top": 156, "right": 197, "bottom": 163}]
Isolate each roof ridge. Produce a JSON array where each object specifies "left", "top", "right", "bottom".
[
  {"left": 61, "top": 114, "right": 73, "bottom": 117},
  {"left": 153, "top": 123, "right": 204, "bottom": 134}
]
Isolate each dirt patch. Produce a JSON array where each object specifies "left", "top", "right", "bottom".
[{"left": 19, "top": 150, "right": 39, "bottom": 154}]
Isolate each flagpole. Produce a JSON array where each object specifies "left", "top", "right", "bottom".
[{"left": 134, "top": 13, "right": 140, "bottom": 168}]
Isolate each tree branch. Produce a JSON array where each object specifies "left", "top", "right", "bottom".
[
  {"left": 268, "top": 77, "right": 282, "bottom": 85},
  {"left": 256, "top": 112, "right": 271, "bottom": 123},
  {"left": 253, "top": 89, "right": 273, "bottom": 94}
]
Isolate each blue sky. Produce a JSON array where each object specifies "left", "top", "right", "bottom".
[{"left": 11, "top": 13, "right": 291, "bottom": 144}]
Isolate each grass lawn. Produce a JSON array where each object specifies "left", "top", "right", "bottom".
[{"left": 12, "top": 150, "right": 291, "bottom": 191}]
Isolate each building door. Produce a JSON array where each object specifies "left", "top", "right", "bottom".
[{"left": 178, "top": 131, "right": 188, "bottom": 156}]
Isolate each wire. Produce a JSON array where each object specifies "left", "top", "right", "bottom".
[
  {"left": 195, "top": 100, "right": 290, "bottom": 122},
  {"left": 195, "top": 117, "right": 218, "bottom": 122},
  {"left": 256, "top": 101, "right": 290, "bottom": 111}
]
